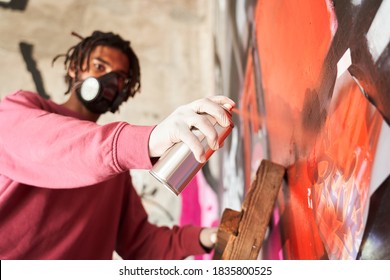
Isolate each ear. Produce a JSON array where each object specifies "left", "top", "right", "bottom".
[
  {"left": 68, "top": 60, "right": 79, "bottom": 79},
  {"left": 68, "top": 66, "right": 76, "bottom": 79}
]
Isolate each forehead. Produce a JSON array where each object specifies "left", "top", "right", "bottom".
[{"left": 89, "top": 45, "right": 129, "bottom": 74}]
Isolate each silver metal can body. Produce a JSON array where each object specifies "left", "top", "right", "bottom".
[{"left": 149, "top": 121, "right": 233, "bottom": 195}]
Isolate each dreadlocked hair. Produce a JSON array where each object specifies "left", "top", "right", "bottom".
[{"left": 52, "top": 31, "right": 141, "bottom": 99}]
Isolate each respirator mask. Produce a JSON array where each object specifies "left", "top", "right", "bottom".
[{"left": 76, "top": 71, "right": 130, "bottom": 114}]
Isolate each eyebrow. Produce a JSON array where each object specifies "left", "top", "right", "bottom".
[{"left": 92, "top": 57, "right": 128, "bottom": 77}]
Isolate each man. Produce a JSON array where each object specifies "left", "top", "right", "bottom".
[{"left": 0, "top": 31, "right": 234, "bottom": 259}]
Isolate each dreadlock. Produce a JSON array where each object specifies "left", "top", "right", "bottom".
[{"left": 52, "top": 31, "right": 141, "bottom": 100}]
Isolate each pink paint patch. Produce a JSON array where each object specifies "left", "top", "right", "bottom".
[{"left": 179, "top": 170, "right": 219, "bottom": 260}]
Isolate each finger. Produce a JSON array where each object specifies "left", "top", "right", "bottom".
[
  {"left": 168, "top": 107, "right": 218, "bottom": 149},
  {"left": 190, "top": 98, "right": 234, "bottom": 127},
  {"left": 188, "top": 114, "right": 219, "bottom": 151},
  {"left": 207, "top": 95, "right": 236, "bottom": 110},
  {"left": 178, "top": 127, "right": 207, "bottom": 163}
]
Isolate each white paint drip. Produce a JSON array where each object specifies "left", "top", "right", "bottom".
[
  {"left": 325, "top": 0, "right": 338, "bottom": 37},
  {"left": 351, "top": 0, "right": 363, "bottom": 6},
  {"left": 366, "top": 0, "right": 390, "bottom": 62},
  {"left": 337, "top": 48, "right": 352, "bottom": 79}
]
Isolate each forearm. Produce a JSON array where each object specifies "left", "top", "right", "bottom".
[
  {"left": 0, "top": 92, "right": 154, "bottom": 188},
  {"left": 119, "top": 223, "right": 208, "bottom": 260}
]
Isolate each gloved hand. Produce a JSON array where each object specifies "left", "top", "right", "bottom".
[
  {"left": 148, "top": 95, "right": 235, "bottom": 163},
  {"left": 199, "top": 227, "right": 218, "bottom": 249}
]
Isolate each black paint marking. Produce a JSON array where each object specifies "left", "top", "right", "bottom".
[
  {"left": 19, "top": 42, "right": 50, "bottom": 99},
  {"left": 0, "top": 0, "right": 29, "bottom": 11}
]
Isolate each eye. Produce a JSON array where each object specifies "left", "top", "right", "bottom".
[{"left": 93, "top": 62, "right": 106, "bottom": 72}]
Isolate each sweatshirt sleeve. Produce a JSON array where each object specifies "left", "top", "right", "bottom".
[
  {"left": 0, "top": 91, "right": 155, "bottom": 188},
  {"left": 116, "top": 180, "right": 208, "bottom": 260}
]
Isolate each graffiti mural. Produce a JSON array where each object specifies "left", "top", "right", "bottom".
[{"left": 214, "top": 0, "right": 390, "bottom": 259}]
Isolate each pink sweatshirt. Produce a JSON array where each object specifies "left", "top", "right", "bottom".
[{"left": 0, "top": 90, "right": 207, "bottom": 259}]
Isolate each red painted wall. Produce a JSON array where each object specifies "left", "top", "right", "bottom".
[{"left": 232, "top": 0, "right": 388, "bottom": 259}]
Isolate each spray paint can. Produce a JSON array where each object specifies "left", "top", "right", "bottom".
[{"left": 149, "top": 110, "right": 233, "bottom": 195}]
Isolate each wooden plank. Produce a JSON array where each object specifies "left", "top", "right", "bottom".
[
  {"left": 212, "top": 208, "right": 241, "bottom": 260},
  {"left": 214, "top": 159, "right": 285, "bottom": 260}
]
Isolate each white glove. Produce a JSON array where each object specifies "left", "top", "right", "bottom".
[
  {"left": 199, "top": 227, "right": 218, "bottom": 249},
  {"left": 148, "top": 95, "right": 235, "bottom": 163}
]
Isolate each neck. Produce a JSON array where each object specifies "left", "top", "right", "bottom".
[{"left": 62, "top": 93, "right": 100, "bottom": 122}]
